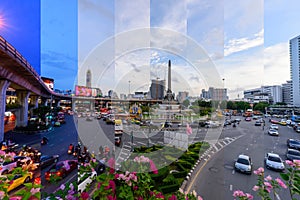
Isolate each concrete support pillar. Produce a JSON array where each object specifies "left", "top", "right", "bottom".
[
  {"left": 57, "top": 100, "right": 60, "bottom": 108},
  {"left": 90, "top": 99, "right": 95, "bottom": 111},
  {"left": 0, "top": 80, "right": 10, "bottom": 142},
  {"left": 16, "top": 90, "right": 30, "bottom": 127},
  {"left": 72, "top": 100, "right": 76, "bottom": 111},
  {"left": 30, "top": 95, "right": 39, "bottom": 109},
  {"left": 29, "top": 95, "right": 39, "bottom": 117}
]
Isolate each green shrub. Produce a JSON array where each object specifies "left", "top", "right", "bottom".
[
  {"left": 172, "top": 171, "right": 187, "bottom": 179},
  {"left": 158, "top": 184, "right": 180, "bottom": 195}
]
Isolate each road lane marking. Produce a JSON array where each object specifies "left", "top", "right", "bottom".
[
  {"left": 186, "top": 157, "right": 209, "bottom": 193},
  {"left": 230, "top": 184, "right": 233, "bottom": 191},
  {"left": 246, "top": 148, "right": 248, "bottom": 151},
  {"left": 232, "top": 170, "right": 235, "bottom": 175}
]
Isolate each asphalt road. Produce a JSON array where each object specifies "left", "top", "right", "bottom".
[
  {"left": 189, "top": 117, "right": 300, "bottom": 200},
  {"left": 8, "top": 115, "right": 78, "bottom": 197}
]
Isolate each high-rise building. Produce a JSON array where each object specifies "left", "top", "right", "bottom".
[
  {"left": 282, "top": 80, "right": 292, "bottom": 105},
  {"left": 201, "top": 87, "right": 227, "bottom": 101},
  {"left": 201, "top": 89, "right": 209, "bottom": 99},
  {"left": 86, "top": 70, "right": 92, "bottom": 88},
  {"left": 262, "top": 85, "right": 282, "bottom": 104},
  {"left": 150, "top": 79, "right": 165, "bottom": 100},
  {"left": 243, "top": 88, "right": 262, "bottom": 102},
  {"left": 290, "top": 35, "right": 300, "bottom": 106},
  {"left": 177, "top": 91, "right": 189, "bottom": 103}
]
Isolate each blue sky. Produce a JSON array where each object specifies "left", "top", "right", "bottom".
[
  {"left": 1, "top": 0, "right": 300, "bottom": 99},
  {"left": 0, "top": 0, "right": 40, "bottom": 74}
]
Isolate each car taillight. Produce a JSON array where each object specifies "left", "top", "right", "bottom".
[
  {"left": 56, "top": 171, "right": 61, "bottom": 176},
  {"left": 0, "top": 167, "right": 2, "bottom": 171}
]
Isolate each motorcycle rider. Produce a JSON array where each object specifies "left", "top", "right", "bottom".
[
  {"left": 68, "top": 144, "right": 74, "bottom": 154},
  {"left": 41, "top": 137, "right": 49, "bottom": 144}
]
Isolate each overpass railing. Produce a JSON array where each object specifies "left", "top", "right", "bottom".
[{"left": 0, "top": 36, "right": 40, "bottom": 80}]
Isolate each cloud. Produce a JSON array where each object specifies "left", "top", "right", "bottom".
[
  {"left": 224, "top": 29, "right": 263, "bottom": 56},
  {"left": 216, "top": 47, "right": 264, "bottom": 99},
  {"left": 264, "top": 42, "right": 290, "bottom": 85},
  {"left": 115, "top": 0, "right": 150, "bottom": 33},
  {"left": 224, "top": 0, "right": 263, "bottom": 35},
  {"left": 41, "top": 51, "right": 77, "bottom": 72}
]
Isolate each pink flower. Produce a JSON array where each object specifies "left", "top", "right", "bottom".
[
  {"left": 252, "top": 185, "right": 260, "bottom": 191},
  {"left": 107, "top": 195, "right": 116, "bottom": 200},
  {"left": 253, "top": 167, "right": 264, "bottom": 175},
  {"left": 233, "top": 190, "right": 246, "bottom": 197},
  {"left": 134, "top": 156, "right": 140, "bottom": 163},
  {"left": 155, "top": 192, "right": 164, "bottom": 199},
  {"left": 264, "top": 175, "right": 272, "bottom": 181},
  {"left": 275, "top": 178, "right": 287, "bottom": 189},
  {"left": 30, "top": 187, "right": 40, "bottom": 195},
  {"left": 246, "top": 193, "right": 253, "bottom": 200},
  {"left": 115, "top": 174, "right": 119, "bottom": 179},
  {"left": 285, "top": 160, "right": 295, "bottom": 167},
  {"left": 81, "top": 192, "right": 89, "bottom": 200},
  {"left": 294, "top": 160, "right": 300, "bottom": 168},
  {"left": 0, "top": 191, "right": 5, "bottom": 199},
  {"left": 107, "top": 158, "right": 115, "bottom": 174},
  {"left": 168, "top": 194, "right": 177, "bottom": 200},
  {"left": 138, "top": 197, "right": 143, "bottom": 200},
  {"left": 60, "top": 184, "right": 65, "bottom": 190},
  {"left": 198, "top": 196, "right": 203, "bottom": 200},
  {"left": 118, "top": 174, "right": 125, "bottom": 180},
  {"left": 264, "top": 182, "right": 272, "bottom": 189},
  {"left": 0, "top": 150, "right": 5, "bottom": 156},
  {"left": 149, "top": 160, "right": 158, "bottom": 174},
  {"left": 133, "top": 185, "right": 138, "bottom": 190}
]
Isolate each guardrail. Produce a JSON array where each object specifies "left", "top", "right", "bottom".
[
  {"left": 0, "top": 36, "right": 40, "bottom": 80},
  {"left": 0, "top": 36, "right": 71, "bottom": 98}
]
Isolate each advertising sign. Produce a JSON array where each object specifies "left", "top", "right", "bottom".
[{"left": 75, "top": 85, "right": 92, "bottom": 97}]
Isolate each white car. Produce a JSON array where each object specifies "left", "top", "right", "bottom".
[
  {"left": 265, "top": 153, "right": 285, "bottom": 171},
  {"left": 234, "top": 155, "right": 252, "bottom": 174},
  {"left": 78, "top": 170, "right": 97, "bottom": 193},
  {"left": 268, "top": 129, "right": 279, "bottom": 136},
  {"left": 270, "top": 124, "right": 278, "bottom": 130},
  {"left": 0, "top": 156, "right": 31, "bottom": 175}
]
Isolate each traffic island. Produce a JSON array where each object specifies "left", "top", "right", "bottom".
[{"left": 14, "top": 124, "right": 53, "bottom": 134}]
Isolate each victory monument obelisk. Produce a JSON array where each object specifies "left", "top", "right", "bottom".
[{"left": 165, "top": 60, "right": 175, "bottom": 102}]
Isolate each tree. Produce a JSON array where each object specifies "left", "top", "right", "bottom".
[
  {"left": 182, "top": 99, "right": 190, "bottom": 108},
  {"left": 253, "top": 102, "right": 269, "bottom": 112}
]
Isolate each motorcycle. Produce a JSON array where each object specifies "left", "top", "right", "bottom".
[
  {"left": 41, "top": 137, "right": 48, "bottom": 145},
  {"left": 68, "top": 144, "right": 74, "bottom": 155}
]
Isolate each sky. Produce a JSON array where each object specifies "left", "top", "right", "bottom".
[{"left": 0, "top": 0, "right": 300, "bottom": 99}]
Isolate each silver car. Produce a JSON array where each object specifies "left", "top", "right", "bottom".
[
  {"left": 286, "top": 148, "right": 300, "bottom": 161},
  {"left": 265, "top": 153, "right": 285, "bottom": 171},
  {"left": 270, "top": 124, "right": 278, "bottom": 130},
  {"left": 234, "top": 154, "right": 252, "bottom": 174},
  {"left": 268, "top": 129, "right": 279, "bottom": 136}
]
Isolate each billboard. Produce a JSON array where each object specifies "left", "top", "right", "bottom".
[
  {"left": 41, "top": 77, "right": 54, "bottom": 90},
  {"left": 75, "top": 85, "right": 92, "bottom": 97}
]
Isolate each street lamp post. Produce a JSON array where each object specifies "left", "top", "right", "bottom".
[
  {"left": 131, "top": 131, "right": 133, "bottom": 152},
  {"left": 128, "top": 80, "right": 131, "bottom": 99}
]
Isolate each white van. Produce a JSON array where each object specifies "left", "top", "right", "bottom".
[{"left": 115, "top": 119, "right": 123, "bottom": 135}]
